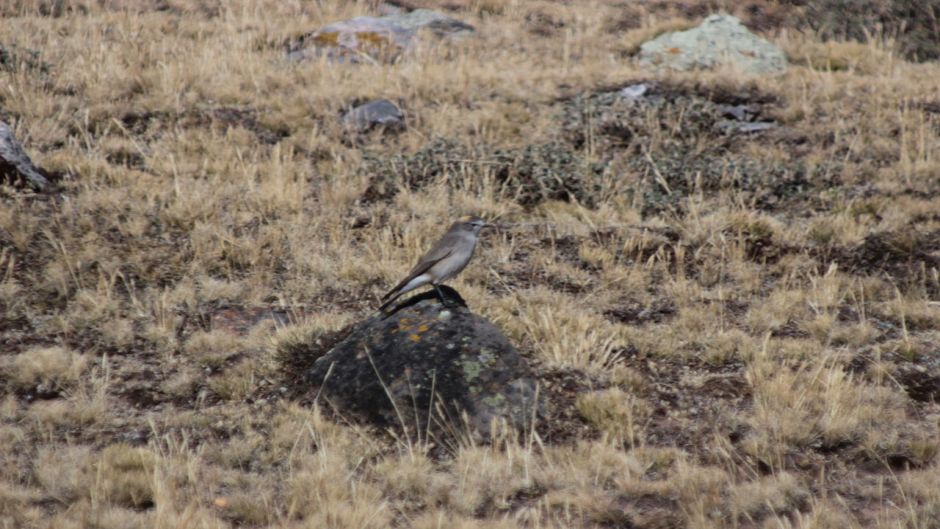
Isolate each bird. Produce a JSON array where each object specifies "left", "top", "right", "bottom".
[{"left": 379, "top": 215, "right": 495, "bottom": 311}]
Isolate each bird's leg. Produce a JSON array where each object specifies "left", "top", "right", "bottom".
[{"left": 433, "top": 284, "right": 452, "bottom": 308}]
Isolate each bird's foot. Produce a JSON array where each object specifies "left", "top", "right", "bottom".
[{"left": 433, "top": 285, "right": 454, "bottom": 308}]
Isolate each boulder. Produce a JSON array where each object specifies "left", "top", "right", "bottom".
[
  {"left": 342, "top": 99, "right": 405, "bottom": 133},
  {"left": 305, "top": 287, "right": 539, "bottom": 439},
  {"left": 288, "top": 8, "right": 474, "bottom": 64},
  {"left": 638, "top": 14, "right": 786, "bottom": 75},
  {"left": 0, "top": 121, "right": 50, "bottom": 192}
]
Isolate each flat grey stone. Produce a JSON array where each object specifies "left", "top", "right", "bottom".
[
  {"left": 718, "top": 103, "right": 761, "bottom": 122},
  {"left": 638, "top": 14, "right": 786, "bottom": 75},
  {"left": 718, "top": 120, "right": 778, "bottom": 134}
]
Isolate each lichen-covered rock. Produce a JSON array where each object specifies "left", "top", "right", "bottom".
[
  {"left": 305, "top": 287, "right": 538, "bottom": 438},
  {"left": 342, "top": 99, "right": 405, "bottom": 133},
  {"left": 288, "top": 9, "right": 474, "bottom": 64},
  {"left": 0, "top": 121, "right": 50, "bottom": 192},
  {"left": 638, "top": 14, "right": 786, "bottom": 75}
]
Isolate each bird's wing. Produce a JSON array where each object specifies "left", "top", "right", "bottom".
[{"left": 381, "top": 232, "right": 459, "bottom": 300}]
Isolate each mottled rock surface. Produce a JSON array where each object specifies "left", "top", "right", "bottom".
[
  {"left": 288, "top": 8, "right": 474, "bottom": 64},
  {"left": 305, "top": 287, "right": 538, "bottom": 438},
  {"left": 638, "top": 14, "right": 786, "bottom": 75},
  {"left": 342, "top": 99, "right": 405, "bottom": 133},
  {"left": 0, "top": 121, "right": 50, "bottom": 191},
  {"left": 895, "top": 351, "right": 940, "bottom": 403}
]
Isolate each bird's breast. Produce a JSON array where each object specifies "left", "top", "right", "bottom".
[{"left": 431, "top": 235, "right": 477, "bottom": 280}]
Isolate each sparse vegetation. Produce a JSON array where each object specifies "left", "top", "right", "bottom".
[
  {"left": 1, "top": 1, "right": 939, "bottom": 528},
  {"left": 803, "top": 0, "right": 940, "bottom": 62}
]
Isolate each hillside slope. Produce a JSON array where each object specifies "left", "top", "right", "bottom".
[{"left": 1, "top": 1, "right": 938, "bottom": 528}]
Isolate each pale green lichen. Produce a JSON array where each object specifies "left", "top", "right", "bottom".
[
  {"left": 461, "top": 356, "right": 482, "bottom": 382},
  {"left": 478, "top": 347, "right": 494, "bottom": 365},
  {"left": 483, "top": 393, "right": 506, "bottom": 408}
]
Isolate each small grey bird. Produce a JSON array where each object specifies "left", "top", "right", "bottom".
[{"left": 380, "top": 215, "right": 494, "bottom": 311}]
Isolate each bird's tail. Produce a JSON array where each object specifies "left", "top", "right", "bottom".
[
  {"left": 378, "top": 290, "right": 402, "bottom": 312},
  {"left": 378, "top": 272, "right": 429, "bottom": 312}
]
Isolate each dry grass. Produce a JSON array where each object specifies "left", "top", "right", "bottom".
[{"left": 1, "top": 0, "right": 939, "bottom": 528}]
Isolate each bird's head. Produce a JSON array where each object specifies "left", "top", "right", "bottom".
[{"left": 454, "top": 215, "right": 496, "bottom": 235}]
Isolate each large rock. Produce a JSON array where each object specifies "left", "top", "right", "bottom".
[
  {"left": 305, "top": 287, "right": 538, "bottom": 438},
  {"left": 288, "top": 8, "right": 474, "bottom": 64},
  {"left": 638, "top": 14, "right": 786, "bottom": 75},
  {"left": 342, "top": 99, "right": 405, "bottom": 133},
  {"left": 0, "top": 121, "right": 50, "bottom": 192}
]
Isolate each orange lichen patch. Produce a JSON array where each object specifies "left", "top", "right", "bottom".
[
  {"left": 417, "top": 324, "right": 430, "bottom": 333},
  {"left": 213, "top": 497, "right": 228, "bottom": 508},
  {"left": 409, "top": 334, "right": 421, "bottom": 342},
  {"left": 311, "top": 30, "right": 398, "bottom": 57},
  {"left": 355, "top": 31, "right": 395, "bottom": 48},
  {"left": 396, "top": 318, "right": 414, "bottom": 333},
  {"left": 311, "top": 32, "right": 340, "bottom": 46},
  {"left": 667, "top": 47, "right": 682, "bottom": 54}
]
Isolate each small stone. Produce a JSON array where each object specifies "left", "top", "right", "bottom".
[
  {"left": 1, "top": 120, "right": 51, "bottom": 191},
  {"left": 619, "top": 83, "right": 648, "bottom": 102},
  {"left": 718, "top": 103, "right": 761, "bottom": 121},
  {"left": 342, "top": 99, "right": 405, "bottom": 133},
  {"left": 718, "top": 120, "right": 778, "bottom": 134}
]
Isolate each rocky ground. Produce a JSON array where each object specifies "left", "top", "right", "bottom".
[{"left": 1, "top": 1, "right": 939, "bottom": 528}]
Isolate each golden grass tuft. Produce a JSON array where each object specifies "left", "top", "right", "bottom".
[
  {"left": 5, "top": 346, "right": 89, "bottom": 392},
  {"left": 576, "top": 387, "right": 649, "bottom": 445},
  {"left": 744, "top": 357, "right": 908, "bottom": 464}
]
